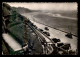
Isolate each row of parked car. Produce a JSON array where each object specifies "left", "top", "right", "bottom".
[
  {"left": 38, "top": 27, "right": 50, "bottom": 36},
  {"left": 52, "top": 38, "right": 77, "bottom": 55},
  {"left": 29, "top": 22, "right": 77, "bottom": 55}
]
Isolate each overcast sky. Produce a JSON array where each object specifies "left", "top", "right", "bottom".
[{"left": 6, "top": 2, "right": 77, "bottom": 11}]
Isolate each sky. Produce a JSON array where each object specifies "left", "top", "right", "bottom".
[{"left": 6, "top": 2, "right": 77, "bottom": 11}]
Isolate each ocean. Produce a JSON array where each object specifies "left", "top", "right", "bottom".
[{"left": 21, "top": 11, "right": 78, "bottom": 36}]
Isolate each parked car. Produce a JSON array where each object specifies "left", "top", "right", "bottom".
[
  {"left": 52, "top": 38, "right": 61, "bottom": 43},
  {"left": 39, "top": 28, "right": 43, "bottom": 32},
  {"left": 57, "top": 42, "right": 64, "bottom": 47},
  {"left": 65, "top": 33, "right": 73, "bottom": 39},
  {"left": 44, "top": 27, "right": 49, "bottom": 31},
  {"left": 43, "top": 31, "right": 50, "bottom": 36},
  {"left": 60, "top": 43, "right": 71, "bottom": 50}
]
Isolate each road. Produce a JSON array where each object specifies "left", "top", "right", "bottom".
[{"left": 26, "top": 21, "right": 54, "bottom": 55}]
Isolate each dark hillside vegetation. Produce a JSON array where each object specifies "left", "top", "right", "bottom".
[{"left": 2, "top": 2, "right": 28, "bottom": 47}]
